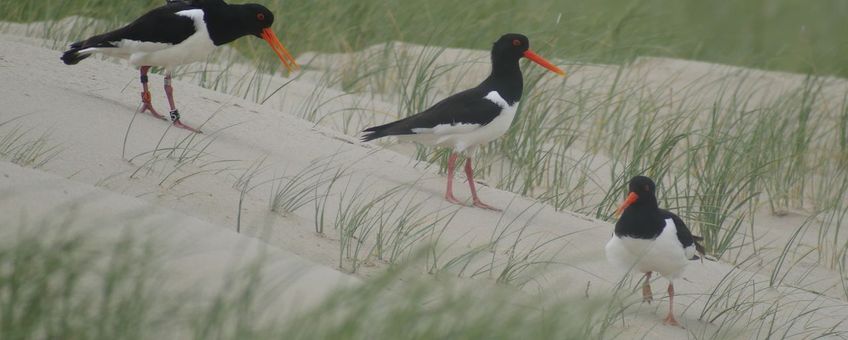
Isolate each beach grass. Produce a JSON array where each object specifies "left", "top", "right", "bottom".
[
  {"left": 103, "top": 0, "right": 848, "bottom": 294},
  {"left": 4, "top": 202, "right": 845, "bottom": 339},
  {"left": 3, "top": 0, "right": 847, "bottom": 277},
  {"left": 2, "top": 0, "right": 847, "bottom": 78},
  {"left": 0, "top": 205, "right": 617, "bottom": 339},
  {"left": 0, "top": 116, "right": 60, "bottom": 168},
  {"left": 2, "top": 0, "right": 848, "bottom": 337}
]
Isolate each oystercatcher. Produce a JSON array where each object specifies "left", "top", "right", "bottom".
[
  {"left": 61, "top": 0, "right": 298, "bottom": 133},
  {"left": 605, "top": 176, "right": 705, "bottom": 327},
  {"left": 360, "top": 33, "right": 565, "bottom": 210}
]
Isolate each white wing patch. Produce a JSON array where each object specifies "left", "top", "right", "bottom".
[
  {"left": 77, "top": 39, "right": 171, "bottom": 60},
  {"left": 175, "top": 9, "right": 205, "bottom": 23},
  {"left": 412, "top": 123, "right": 480, "bottom": 136},
  {"left": 484, "top": 91, "right": 510, "bottom": 109}
]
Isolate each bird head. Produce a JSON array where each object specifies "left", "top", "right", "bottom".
[
  {"left": 615, "top": 176, "right": 657, "bottom": 216},
  {"left": 492, "top": 33, "right": 565, "bottom": 76},
  {"left": 243, "top": 4, "right": 299, "bottom": 72}
]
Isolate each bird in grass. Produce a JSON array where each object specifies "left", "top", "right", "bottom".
[
  {"left": 61, "top": 0, "right": 298, "bottom": 133},
  {"left": 360, "top": 33, "right": 565, "bottom": 210},
  {"left": 605, "top": 176, "right": 705, "bottom": 327}
]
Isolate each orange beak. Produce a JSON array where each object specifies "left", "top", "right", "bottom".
[
  {"left": 615, "top": 192, "right": 639, "bottom": 217},
  {"left": 260, "top": 28, "right": 299, "bottom": 73},
  {"left": 523, "top": 50, "right": 566, "bottom": 76}
]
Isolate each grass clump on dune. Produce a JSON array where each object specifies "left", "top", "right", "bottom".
[
  {"left": 2, "top": 0, "right": 847, "bottom": 78},
  {"left": 0, "top": 202, "right": 615, "bottom": 339},
  {"left": 0, "top": 116, "right": 60, "bottom": 168},
  {"left": 2, "top": 195, "right": 847, "bottom": 339}
]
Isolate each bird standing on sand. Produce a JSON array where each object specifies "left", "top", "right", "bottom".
[
  {"left": 361, "top": 33, "right": 565, "bottom": 210},
  {"left": 61, "top": 0, "right": 298, "bottom": 133},
  {"left": 605, "top": 176, "right": 705, "bottom": 327}
]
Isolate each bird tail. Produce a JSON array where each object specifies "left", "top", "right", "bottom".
[
  {"left": 361, "top": 120, "right": 410, "bottom": 142},
  {"left": 61, "top": 42, "right": 91, "bottom": 65},
  {"left": 61, "top": 31, "right": 120, "bottom": 65}
]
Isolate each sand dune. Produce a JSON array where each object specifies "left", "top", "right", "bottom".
[{"left": 2, "top": 27, "right": 848, "bottom": 338}]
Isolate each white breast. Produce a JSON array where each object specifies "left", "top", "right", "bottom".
[
  {"left": 407, "top": 91, "right": 518, "bottom": 153},
  {"left": 605, "top": 218, "right": 689, "bottom": 279}
]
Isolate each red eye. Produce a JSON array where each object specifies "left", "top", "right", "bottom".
[
  {"left": 512, "top": 39, "right": 521, "bottom": 46},
  {"left": 257, "top": 13, "right": 265, "bottom": 21}
]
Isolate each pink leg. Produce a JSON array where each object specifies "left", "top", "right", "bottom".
[
  {"left": 445, "top": 153, "right": 463, "bottom": 205},
  {"left": 465, "top": 157, "right": 500, "bottom": 211},
  {"left": 139, "top": 66, "right": 167, "bottom": 120},
  {"left": 663, "top": 282, "right": 682, "bottom": 327},
  {"left": 164, "top": 72, "right": 177, "bottom": 112},
  {"left": 642, "top": 271, "right": 653, "bottom": 303},
  {"left": 163, "top": 72, "right": 201, "bottom": 133}
]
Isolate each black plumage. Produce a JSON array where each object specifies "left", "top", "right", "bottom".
[
  {"left": 361, "top": 87, "right": 503, "bottom": 141},
  {"left": 60, "top": 0, "right": 297, "bottom": 133},
  {"left": 361, "top": 33, "right": 529, "bottom": 142},
  {"left": 61, "top": 0, "right": 277, "bottom": 66},
  {"left": 62, "top": 3, "right": 196, "bottom": 65}
]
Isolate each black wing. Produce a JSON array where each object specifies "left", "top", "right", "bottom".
[
  {"left": 171, "top": 0, "right": 225, "bottom": 5},
  {"left": 362, "top": 87, "right": 502, "bottom": 141},
  {"left": 62, "top": 3, "right": 196, "bottom": 64},
  {"left": 84, "top": 4, "right": 196, "bottom": 47},
  {"left": 659, "top": 208, "right": 705, "bottom": 260}
]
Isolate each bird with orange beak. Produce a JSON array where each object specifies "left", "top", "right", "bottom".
[
  {"left": 61, "top": 0, "right": 298, "bottom": 133},
  {"left": 361, "top": 33, "right": 565, "bottom": 210},
  {"left": 605, "top": 176, "right": 705, "bottom": 327}
]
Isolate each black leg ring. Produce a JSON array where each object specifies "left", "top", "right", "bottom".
[
  {"left": 140, "top": 75, "right": 149, "bottom": 83},
  {"left": 169, "top": 110, "right": 180, "bottom": 122}
]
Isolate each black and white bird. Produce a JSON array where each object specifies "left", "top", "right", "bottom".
[
  {"left": 605, "top": 176, "right": 705, "bottom": 327},
  {"left": 361, "top": 33, "right": 565, "bottom": 210},
  {"left": 61, "top": 0, "right": 298, "bottom": 133}
]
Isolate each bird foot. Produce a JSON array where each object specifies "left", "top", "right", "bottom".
[
  {"left": 140, "top": 92, "right": 168, "bottom": 120},
  {"left": 445, "top": 194, "right": 466, "bottom": 207},
  {"left": 663, "top": 314, "right": 683, "bottom": 328},
  {"left": 168, "top": 110, "right": 202, "bottom": 133},
  {"left": 172, "top": 118, "right": 202, "bottom": 134},
  {"left": 642, "top": 284, "right": 653, "bottom": 304},
  {"left": 472, "top": 200, "right": 501, "bottom": 211}
]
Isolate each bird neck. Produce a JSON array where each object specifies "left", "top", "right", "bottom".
[
  {"left": 615, "top": 199, "right": 665, "bottom": 238},
  {"left": 202, "top": 4, "right": 252, "bottom": 46},
  {"left": 483, "top": 56, "right": 523, "bottom": 105},
  {"left": 636, "top": 194, "right": 659, "bottom": 208}
]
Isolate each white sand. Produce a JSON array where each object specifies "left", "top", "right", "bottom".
[
  {"left": 1, "top": 28, "right": 847, "bottom": 338},
  {"left": 0, "top": 161, "right": 359, "bottom": 323}
]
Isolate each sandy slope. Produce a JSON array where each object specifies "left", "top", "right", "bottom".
[
  {"left": 0, "top": 161, "right": 358, "bottom": 322},
  {"left": 2, "top": 33, "right": 848, "bottom": 338},
  {"left": 298, "top": 39, "right": 848, "bottom": 302}
]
